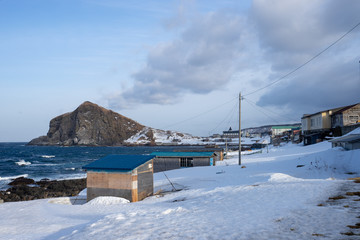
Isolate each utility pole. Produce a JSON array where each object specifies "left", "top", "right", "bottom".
[
  {"left": 238, "top": 92, "right": 242, "bottom": 165},
  {"left": 225, "top": 138, "right": 228, "bottom": 159}
]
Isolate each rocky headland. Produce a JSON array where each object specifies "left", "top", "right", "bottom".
[
  {"left": 28, "top": 101, "right": 203, "bottom": 146},
  {"left": 28, "top": 101, "right": 146, "bottom": 146}
]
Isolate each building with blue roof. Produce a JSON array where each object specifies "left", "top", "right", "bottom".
[
  {"left": 150, "top": 151, "right": 216, "bottom": 172},
  {"left": 82, "top": 155, "right": 155, "bottom": 202}
]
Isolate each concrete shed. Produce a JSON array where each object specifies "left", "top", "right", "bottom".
[
  {"left": 150, "top": 152, "right": 216, "bottom": 173},
  {"left": 82, "top": 155, "right": 154, "bottom": 202}
]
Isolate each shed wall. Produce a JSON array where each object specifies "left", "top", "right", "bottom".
[
  {"left": 87, "top": 171, "right": 133, "bottom": 201},
  {"left": 153, "top": 157, "right": 180, "bottom": 173},
  {"left": 87, "top": 172, "right": 132, "bottom": 189},
  {"left": 137, "top": 160, "right": 154, "bottom": 201},
  {"left": 87, "top": 187, "right": 132, "bottom": 202},
  {"left": 192, "top": 157, "right": 210, "bottom": 167},
  {"left": 153, "top": 156, "right": 211, "bottom": 173}
]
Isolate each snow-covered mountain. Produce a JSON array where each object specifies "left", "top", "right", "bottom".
[{"left": 125, "top": 127, "right": 204, "bottom": 145}]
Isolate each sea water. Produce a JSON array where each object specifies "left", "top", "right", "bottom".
[{"left": 0, "top": 142, "right": 181, "bottom": 190}]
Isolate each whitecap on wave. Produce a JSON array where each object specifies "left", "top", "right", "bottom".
[
  {"left": 15, "top": 160, "right": 31, "bottom": 166},
  {"left": 0, "top": 174, "right": 29, "bottom": 181},
  {"left": 31, "top": 163, "right": 59, "bottom": 166},
  {"left": 41, "top": 155, "right": 55, "bottom": 158}
]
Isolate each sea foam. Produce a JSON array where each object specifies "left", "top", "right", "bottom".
[
  {"left": 15, "top": 160, "right": 31, "bottom": 166},
  {"left": 0, "top": 174, "right": 29, "bottom": 181}
]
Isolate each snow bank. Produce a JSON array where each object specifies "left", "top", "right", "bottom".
[{"left": 86, "top": 196, "right": 130, "bottom": 205}]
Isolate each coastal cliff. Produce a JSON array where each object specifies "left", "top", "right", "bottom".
[
  {"left": 28, "top": 101, "right": 203, "bottom": 146},
  {"left": 28, "top": 101, "right": 145, "bottom": 146}
]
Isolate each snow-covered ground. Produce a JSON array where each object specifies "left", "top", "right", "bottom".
[
  {"left": 1, "top": 141, "right": 360, "bottom": 239},
  {"left": 125, "top": 127, "right": 205, "bottom": 145}
]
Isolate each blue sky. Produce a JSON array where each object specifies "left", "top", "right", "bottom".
[{"left": 1, "top": 0, "right": 359, "bottom": 142}]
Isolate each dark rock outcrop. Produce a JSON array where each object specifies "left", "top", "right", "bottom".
[
  {"left": 0, "top": 178, "right": 86, "bottom": 202},
  {"left": 28, "top": 101, "right": 146, "bottom": 146},
  {"left": 8, "top": 177, "right": 35, "bottom": 186}
]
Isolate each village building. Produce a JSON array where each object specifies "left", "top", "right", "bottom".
[
  {"left": 222, "top": 127, "right": 240, "bottom": 138},
  {"left": 150, "top": 152, "right": 216, "bottom": 173},
  {"left": 271, "top": 126, "right": 300, "bottom": 137},
  {"left": 270, "top": 125, "right": 301, "bottom": 145},
  {"left": 82, "top": 155, "right": 154, "bottom": 202},
  {"left": 301, "top": 103, "right": 360, "bottom": 144},
  {"left": 331, "top": 104, "right": 360, "bottom": 136},
  {"left": 302, "top": 103, "right": 360, "bottom": 135}
]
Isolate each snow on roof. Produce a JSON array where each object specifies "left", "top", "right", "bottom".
[
  {"left": 345, "top": 127, "right": 360, "bottom": 135},
  {"left": 329, "top": 127, "right": 360, "bottom": 143}
]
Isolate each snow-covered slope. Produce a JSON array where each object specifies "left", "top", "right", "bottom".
[
  {"left": 125, "top": 127, "right": 204, "bottom": 145},
  {"left": 1, "top": 141, "right": 360, "bottom": 239}
]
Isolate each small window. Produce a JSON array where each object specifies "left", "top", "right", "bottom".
[
  {"left": 311, "top": 119, "right": 315, "bottom": 127},
  {"left": 180, "top": 158, "right": 193, "bottom": 167},
  {"left": 349, "top": 116, "right": 359, "bottom": 122}
]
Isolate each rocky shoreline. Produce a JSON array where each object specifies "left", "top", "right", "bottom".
[{"left": 0, "top": 177, "right": 86, "bottom": 202}]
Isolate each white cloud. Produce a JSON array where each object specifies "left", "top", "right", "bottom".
[
  {"left": 252, "top": 0, "right": 360, "bottom": 112},
  {"left": 109, "top": 0, "right": 360, "bottom": 126},
  {"left": 108, "top": 10, "right": 249, "bottom": 109}
]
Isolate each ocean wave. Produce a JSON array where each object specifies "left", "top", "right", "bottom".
[
  {"left": 41, "top": 155, "right": 55, "bottom": 158},
  {"left": 65, "top": 167, "right": 76, "bottom": 171},
  {"left": 30, "top": 163, "right": 59, "bottom": 166},
  {"left": 0, "top": 174, "right": 29, "bottom": 181},
  {"left": 15, "top": 160, "right": 31, "bottom": 166}
]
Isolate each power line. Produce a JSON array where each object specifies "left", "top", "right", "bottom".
[
  {"left": 244, "top": 97, "right": 298, "bottom": 122},
  {"left": 244, "top": 21, "right": 360, "bottom": 97},
  {"left": 243, "top": 98, "right": 280, "bottom": 123},
  {"left": 164, "top": 96, "right": 237, "bottom": 129},
  {"left": 209, "top": 100, "right": 238, "bottom": 134}
]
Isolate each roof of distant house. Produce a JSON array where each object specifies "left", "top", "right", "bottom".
[
  {"left": 302, "top": 103, "right": 360, "bottom": 119},
  {"left": 271, "top": 126, "right": 300, "bottom": 129},
  {"left": 82, "top": 155, "right": 155, "bottom": 172}
]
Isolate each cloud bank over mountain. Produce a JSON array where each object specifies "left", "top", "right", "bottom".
[{"left": 109, "top": 0, "right": 360, "bottom": 114}]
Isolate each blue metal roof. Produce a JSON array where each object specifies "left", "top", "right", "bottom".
[
  {"left": 150, "top": 152, "right": 214, "bottom": 157},
  {"left": 82, "top": 155, "right": 155, "bottom": 172}
]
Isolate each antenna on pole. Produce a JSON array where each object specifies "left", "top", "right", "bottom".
[{"left": 238, "top": 92, "right": 242, "bottom": 165}]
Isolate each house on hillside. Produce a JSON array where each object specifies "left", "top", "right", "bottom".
[
  {"left": 82, "top": 155, "right": 154, "bottom": 202},
  {"left": 302, "top": 103, "right": 360, "bottom": 144},
  {"left": 150, "top": 152, "right": 216, "bottom": 173}
]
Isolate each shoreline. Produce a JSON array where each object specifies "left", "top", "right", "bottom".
[{"left": 0, "top": 177, "right": 86, "bottom": 202}]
